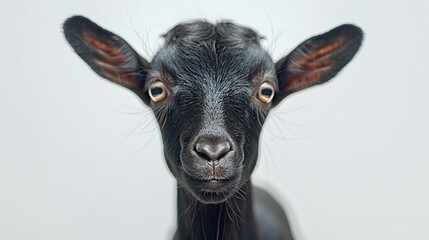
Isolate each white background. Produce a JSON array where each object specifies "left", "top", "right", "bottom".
[{"left": 1, "top": 0, "right": 428, "bottom": 239}]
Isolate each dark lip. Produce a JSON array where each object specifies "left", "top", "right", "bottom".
[
  {"left": 192, "top": 177, "right": 231, "bottom": 182},
  {"left": 182, "top": 172, "right": 240, "bottom": 203},
  {"left": 184, "top": 174, "right": 236, "bottom": 191}
]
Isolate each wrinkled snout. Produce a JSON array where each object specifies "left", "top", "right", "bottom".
[
  {"left": 180, "top": 130, "right": 243, "bottom": 203},
  {"left": 186, "top": 132, "right": 239, "bottom": 181}
]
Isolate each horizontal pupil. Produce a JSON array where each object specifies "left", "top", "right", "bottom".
[
  {"left": 151, "top": 87, "right": 163, "bottom": 95},
  {"left": 261, "top": 88, "right": 273, "bottom": 96}
]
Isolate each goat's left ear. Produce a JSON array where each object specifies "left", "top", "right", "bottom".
[{"left": 273, "top": 24, "right": 363, "bottom": 106}]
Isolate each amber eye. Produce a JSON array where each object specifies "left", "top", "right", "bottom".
[
  {"left": 148, "top": 81, "right": 167, "bottom": 103},
  {"left": 257, "top": 82, "right": 275, "bottom": 103}
]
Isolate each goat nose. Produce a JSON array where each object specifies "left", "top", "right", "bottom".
[{"left": 194, "top": 140, "right": 231, "bottom": 161}]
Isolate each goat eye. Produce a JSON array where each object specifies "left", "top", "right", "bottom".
[
  {"left": 257, "top": 82, "right": 275, "bottom": 103},
  {"left": 148, "top": 81, "right": 167, "bottom": 103}
]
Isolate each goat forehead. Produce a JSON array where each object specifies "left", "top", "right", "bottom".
[
  {"left": 151, "top": 21, "right": 275, "bottom": 96},
  {"left": 173, "top": 79, "right": 251, "bottom": 108},
  {"left": 151, "top": 43, "right": 275, "bottom": 85}
]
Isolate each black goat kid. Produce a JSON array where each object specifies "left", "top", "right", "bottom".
[{"left": 63, "top": 16, "right": 363, "bottom": 240}]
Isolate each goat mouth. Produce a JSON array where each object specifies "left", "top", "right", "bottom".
[
  {"left": 187, "top": 175, "right": 233, "bottom": 189},
  {"left": 193, "top": 177, "right": 232, "bottom": 189},
  {"left": 183, "top": 174, "right": 240, "bottom": 203}
]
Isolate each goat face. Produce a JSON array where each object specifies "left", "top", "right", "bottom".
[
  {"left": 148, "top": 22, "right": 276, "bottom": 203},
  {"left": 63, "top": 16, "right": 363, "bottom": 204}
]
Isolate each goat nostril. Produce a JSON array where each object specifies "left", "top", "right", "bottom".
[{"left": 194, "top": 141, "right": 231, "bottom": 161}]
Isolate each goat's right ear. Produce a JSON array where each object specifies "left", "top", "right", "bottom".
[{"left": 63, "top": 16, "right": 150, "bottom": 94}]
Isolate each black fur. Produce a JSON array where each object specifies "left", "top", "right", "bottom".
[{"left": 63, "top": 16, "right": 363, "bottom": 240}]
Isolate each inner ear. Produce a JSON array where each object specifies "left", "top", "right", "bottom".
[
  {"left": 63, "top": 15, "right": 150, "bottom": 93},
  {"left": 273, "top": 24, "right": 363, "bottom": 105}
]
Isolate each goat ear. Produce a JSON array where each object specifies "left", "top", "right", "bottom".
[
  {"left": 273, "top": 24, "right": 363, "bottom": 105},
  {"left": 63, "top": 15, "right": 149, "bottom": 93}
]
